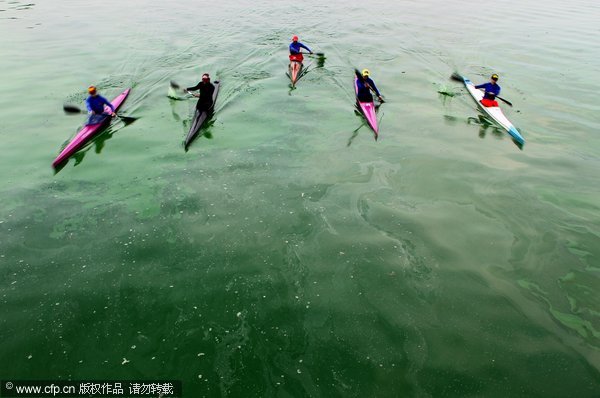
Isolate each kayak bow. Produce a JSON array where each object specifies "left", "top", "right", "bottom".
[
  {"left": 289, "top": 61, "right": 303, "bottom": 87},
  {"left": 354, "top": 78, "right": 379, "bottom": 138},
  {"left": 459, "top": 75, "right": 524, "bottom": 145},
  {"left": 184, "top": 80, "right": 220, "bottom": 150},
  {"left": 53, "top": 89, "right": 130, "bottom": 168}
]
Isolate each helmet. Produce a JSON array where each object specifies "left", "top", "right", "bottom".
[
  {"left": 491, "top": 74, "right": 499, "bottom": 80},
  {"left": 292, "top": 35, "right": 299, "bottom": 42},
  {"left": 88, "top": 85, "right": 97, "bottom": 94},
  {"left": 362, "top": 69, "right": 370, "bottom": 77}
]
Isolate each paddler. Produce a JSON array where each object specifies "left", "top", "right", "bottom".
[
  {"left": 86, "top": 86, "right": 116, "bottom": 124},
  {"left": 475, "top": 74, "right": 500, "bottom": 107},
  {"left": 185, "top": 73, "right": 216, "bottom": 112},
  {"left": 289, "top": 35, "right": 312, "bottom": 63},
  {"left": 356, "top": 69, "right": 384, "bottom": 103}
]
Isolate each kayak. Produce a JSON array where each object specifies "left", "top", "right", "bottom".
[
  {"left": 289, "top": 61, "right": 303, "bottom": 86},
  {"left": 52, "top": 89, "right": 130, "bottom": 168},
  {"left": 184, "top": 80, "right": 220, "bottom": 150},
  {"left": 460, "top": 76, "right": 525, "bottom": 145},
  {"left": 288, "top": 53, "right": 306, "bottom": 87},
  {"left": 354, "top": 78, "right": 379, "bottom": 138}
]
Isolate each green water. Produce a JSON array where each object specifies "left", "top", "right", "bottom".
[{"left": 1, "top": 0, "right": 599, "bottom": 396}]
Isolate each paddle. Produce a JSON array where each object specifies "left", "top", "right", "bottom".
[
  {"left": 168, "top": 80, "right": 192, "bottom": 100},
  {"left": 294, "top": 52, "right": 326, "bottom": 67},
  {"left": 63, "top": 104, "right": 138, "bottom": 123},
  {"left": 450, "top": 73, "right": 513, "bottom": 107},
  {"left": 170, "top": 80, "right": 200, "bottom": 98},
  {"left": 297, "top": 52, "right": 325, "bottom": 57}
]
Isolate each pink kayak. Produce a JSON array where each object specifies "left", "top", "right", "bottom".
[
  {"left": 354, "top": 78, "right": 378, "bottom": 138},
  {"left": 52, "top": 89, "right": 131, "bottom": 168}
]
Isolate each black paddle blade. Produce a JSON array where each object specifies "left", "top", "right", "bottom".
[
  {"left": 170, "top": 80, "right": 181, "bottom": 89},
  {"left": 316, "top": 56, "right": 325, "bottom": 68},
  {"left": 354, "top": 69, "right": 363, "bottom": 80},
  {"left": 450, "top": 72, "right": 464, "bottom": 82},
  {"left": 63, "top": 104, "right": 83, "bottom": 114},
  {"left": 117, "top": 114, "right": 138, "bottom": 125}
]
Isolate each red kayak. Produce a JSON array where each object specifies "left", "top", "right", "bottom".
[
  {"left": 288, "top": 54, "right": 304, "bottom": 86},
  {"left": 53, "top": 89, "right": 130, "bottom": 168}
]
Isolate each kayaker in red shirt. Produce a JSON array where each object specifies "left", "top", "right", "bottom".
[
  {"left": 185, "top": 73, "right": 216, "bottom": 112},
  {"left": 475, "top": 74, "right": 501, "bottom": 107},
  {"left": 289, "top": 35, "right": 312, "bottom": 63}
]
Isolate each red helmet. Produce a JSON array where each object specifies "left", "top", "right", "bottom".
[{"left": 292, "top": 35, "right": 299, "bottom": 42}]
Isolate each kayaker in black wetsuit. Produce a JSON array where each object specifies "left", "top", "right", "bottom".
[
  {"left": 185, "top": 73, "right": 215, "bottom": 112},
  {"left": 356, "top": 69, "right": 384, "bottom": 103}
]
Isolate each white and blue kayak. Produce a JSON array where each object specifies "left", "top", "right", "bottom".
[{"left": 459, "top": 75, "right": 525, "bottom": 145}]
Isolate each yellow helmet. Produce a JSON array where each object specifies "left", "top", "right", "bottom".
[
  {"left": 362, "top": 69, "right": 370, "bottom": 77},
  {"left": 88, "top": 85, "right": 97, "bottom": 94}
]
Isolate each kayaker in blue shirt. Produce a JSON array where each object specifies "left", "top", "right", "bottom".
[
  {"left": 86, "top": 86, "right": 115, "bottom": 116},
  {"left": 85, "top": 86, "right": 115, "bottom": 125},
  {"left": 475, "top": 74, "right": 500, "bottom": 107},
  {"left": 289, "top": 35, "right": 312, "bottom": 63},
  {"left": 356, "top": 69, "right": 384, "bottom": 103}
]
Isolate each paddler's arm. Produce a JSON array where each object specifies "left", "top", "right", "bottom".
[
  {"left": 474, "top": 83, "right": 492, "bottom": 94},
  {"left": 366, "top": 78, "right": 383, "bottom": 101},
  {"left": 185, "top": 82, "right": 202, "bottom": 92},
  {"left": 85, "top": 97, "right": 93, "bottom": 113},
  {"left": 474, "top": 83, "right": 492, "bottom": 98},
  {"left": 299, "top": 43, "right": 312, "bottom": 54},
  {"left": 100, "top": 95, "right": 116, "bottom": 116},
  {"left": 479, "top": 83, "right": 500, "bottom": 99},
  {"left": 488, "top": 87, "right": 500, "bottom": 99}
]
